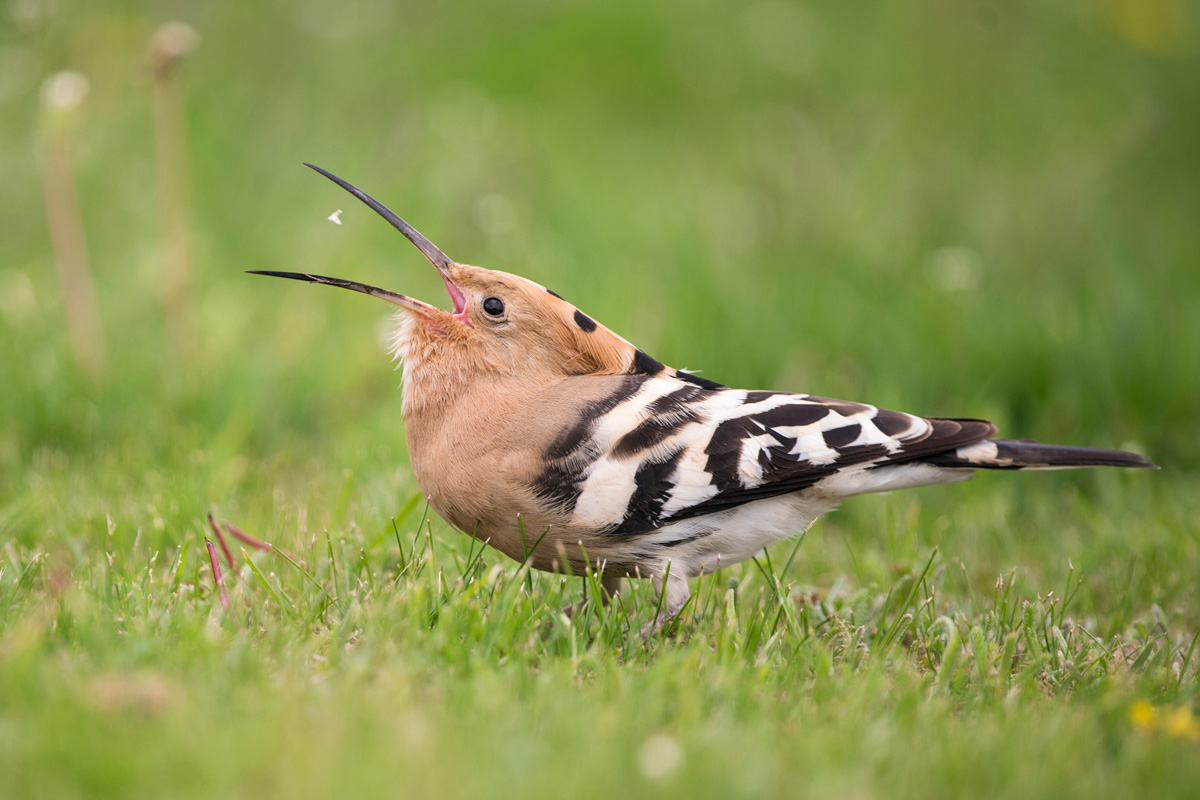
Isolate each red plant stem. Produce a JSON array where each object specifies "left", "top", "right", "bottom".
[
  {"left": 204, "top": 538, "right": 229, "bottom": 610},
  {"left": 224, "top": 522, "right": 298, "bottom": 562},
  {"left": 207, "top": 513, "right": 237, "bottom": 576}
]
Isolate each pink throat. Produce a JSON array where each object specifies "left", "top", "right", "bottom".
[{"left": 441, "top": 273, "right": 471, "bottom": 325}]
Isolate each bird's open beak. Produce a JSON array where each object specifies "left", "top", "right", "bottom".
[
  {"left": 244, "top": 270, "right": 441, "bottom": 318},
  {"left": 247, "top": 164, "right": 467, "bottom": 322}
]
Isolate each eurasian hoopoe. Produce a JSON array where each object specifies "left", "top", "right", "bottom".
[{"left": 252, "top": 164, "right": 1156, "bottom": 627}]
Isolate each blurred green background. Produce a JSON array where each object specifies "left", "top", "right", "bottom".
[
  {"left": 3, "top": 0, "right": 1197, "bottom": 469},
  {"left": 2, "top": 2, "right": 1199, "bottom": 797}
]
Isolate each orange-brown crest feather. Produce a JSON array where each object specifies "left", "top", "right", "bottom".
[{"left": 507, "top": 276, "right": 638, "bottom": 376}]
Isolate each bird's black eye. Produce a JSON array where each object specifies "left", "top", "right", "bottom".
[{"left": 482, "top": 296, "right": 505, "bottom": 317}]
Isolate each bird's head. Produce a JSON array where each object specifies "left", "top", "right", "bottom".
[{"left": 252, "top": 165, "right": 702, "bottom": 394}]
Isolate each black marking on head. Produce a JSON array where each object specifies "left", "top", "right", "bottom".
[
  {"left": 546, "top": 288, "right": 564, "bottom": 299},
  {"left": 612, "top": 387, "right": 705, "bottom": 458},
  {"left": 805, "top": 396, "right": 871, "bottom": 416},
  {"left": 631, "top": 350, "right": 665, "bottom": 376},
  {"left": 823, "top": 424, "right": 862, "bottom": 449},
  {"left": 573, "top": 310, "right": 597, "bottom": 333},
  {"left": 610, "top": 448, "right": 685, "bottom": 536},
  {"left": 871, "top": 408, "right": 916, "bottom": 437},
  {"left": 676, "top": 371, "right": 725, "bottom": 390}
]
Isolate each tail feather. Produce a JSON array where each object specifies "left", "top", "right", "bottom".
[{"left": 925, "top": 439, "right": 1157, "bottom": 471}]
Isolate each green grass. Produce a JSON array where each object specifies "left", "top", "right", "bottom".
[{"left": 3, "top": 1, "right": 1200, "bottom": 797}]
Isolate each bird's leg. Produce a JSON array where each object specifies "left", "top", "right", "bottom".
[
  {"left": 599, "top": 571, "right": 623, "bottom": 605},
  {"left": 642, "top": 564, "right": 690, "bottom": 638},
  {"left": 563, "top": 564, "right": 623, "bottom": 619}
]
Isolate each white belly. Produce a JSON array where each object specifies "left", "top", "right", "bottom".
[
  {"left": 640, "top": 492, "right": 838, "bottom": 578},
  {"left": 638, "top": 462, "right": 970, "bottom": 578}
]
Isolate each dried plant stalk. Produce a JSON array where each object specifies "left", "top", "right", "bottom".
[
  {"left": 150, "top": 22, "right": 200, "bottom": 355},
  {"left": 38, "top": 71, "right": 107, "bottom": 382}
]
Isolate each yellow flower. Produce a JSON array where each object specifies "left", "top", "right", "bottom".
[
  {"left": 1162, "top": 707, "right": 1200, "bottom": 742},
  {"left": 1129, "top": 701, "right": 1157, "bottom": 730},
  {"left": 1129, "top": 701, "right": 1200, "bottom": 742}
]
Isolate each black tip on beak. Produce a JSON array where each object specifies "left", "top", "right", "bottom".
[{"left": 302, "top": 163, "right": 455, "bottom": 272}]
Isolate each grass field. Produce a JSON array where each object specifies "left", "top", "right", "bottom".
[{"left": 2, "top": 1, "right": 1199, "bottom": 797}]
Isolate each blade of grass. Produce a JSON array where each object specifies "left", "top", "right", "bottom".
[
  {"left": 325, "top": 532, "right": 340, "bottom": 608},
  {"left": 1177, "top": 625, "right": 1200, "bottom": 689},
  {"left": 170, "top": 538, "right": 191, "bottom": 591},
  {"left": 242, "top": 547, "right": 295, "bottom": 617},
  {"left": 391, "top": 516, "right": 407, "bottom": 574},
  {"left": 881, "top": 548, "right": 939, "bottom": 649},
  {"left": 358, "top": 547, "right": 375, "bottom": 594}
]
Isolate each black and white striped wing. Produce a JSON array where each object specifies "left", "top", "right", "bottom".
[{"left": 532, "top": 375, "right": 995, "bottom": 537}]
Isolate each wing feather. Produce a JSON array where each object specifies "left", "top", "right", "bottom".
[{"left": 531, "top": 376, "right": 997, "bottom": 537}]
